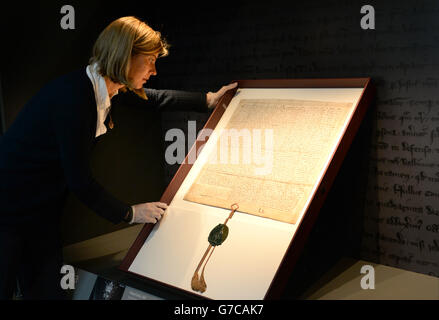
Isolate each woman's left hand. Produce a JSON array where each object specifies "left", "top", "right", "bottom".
[{"left": 206, "top": 82, "right": 238, "bottom": 109}]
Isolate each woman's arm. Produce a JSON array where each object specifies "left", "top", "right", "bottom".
[
  {"left": 144, "top": 88, "right": 208, "bottom": 112},
  {"left": 145, "top": 82, "right": 238, "bottom": 111},
  {"left": 112, "top": 83, "right": 238, "bottom": 113}
]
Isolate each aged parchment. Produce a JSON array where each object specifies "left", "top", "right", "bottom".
[{"left": 184, "top": 99, "right": 354, "bottom": 224}]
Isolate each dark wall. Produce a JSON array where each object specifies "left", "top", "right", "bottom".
[
  {"left": 1, "top": 0, "right": 438, "bottom": 278},
  {"left": 0, "top": 74, "right": 5, "bottom": 135}
]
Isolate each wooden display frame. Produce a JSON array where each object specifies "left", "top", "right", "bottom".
[{"left": 119, "top": 78, "right": 375, "bottom": 299}]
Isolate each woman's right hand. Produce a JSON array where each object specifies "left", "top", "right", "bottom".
[{"left": 131, "top": 202, "right": 168, "bottom": 224}]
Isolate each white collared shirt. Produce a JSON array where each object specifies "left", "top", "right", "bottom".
[
  {"left": 86, "top": 63, "right": 119, "bottom": 138},
  {"left": 86, "top": 63, "right": 135, "bottom": 223}
]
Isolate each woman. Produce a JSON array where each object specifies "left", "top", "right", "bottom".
[{"left": 0, "top": 16, "right": 236, "bottom": 299}]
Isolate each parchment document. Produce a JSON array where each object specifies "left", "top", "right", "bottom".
[{"left": 184, "top": 99, "right": 354, "bottom": 224}]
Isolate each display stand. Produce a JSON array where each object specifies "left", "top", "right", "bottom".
[{"left": 120, "top": 79, "right": 375, "bottom": 299}]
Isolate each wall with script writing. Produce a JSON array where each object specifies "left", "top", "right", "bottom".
[{"left": 156, "top": 0, "right": 439, "bottom": 278}]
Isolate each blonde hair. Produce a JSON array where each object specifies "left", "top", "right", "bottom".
[{"left": 89, "top": 16, "right": 169, "bottom": 100}]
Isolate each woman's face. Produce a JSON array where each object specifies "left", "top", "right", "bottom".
[{"left": 128, "top": 53, "right": 158, "bottom": 89}]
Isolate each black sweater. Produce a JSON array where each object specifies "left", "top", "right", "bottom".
[{"left": 0, "top": 67, "right": 207, "bottom": 225}]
